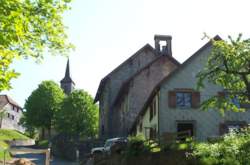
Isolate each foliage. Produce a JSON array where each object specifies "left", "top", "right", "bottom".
[
  {"left": 125, "top": 135, "right": 156, "bottom": 157},
  {"left": 192, "top": 128, "right": 250, "bottom": 165},
  {"left": 0, "top": 0, "right": 73, "bottom": 91},
  {"left": 23, "top": 80, "right": 64, "bottom": 137},
  {"left": 37, "top": 139, "right": 49, "bottom": 148},
  {"left": 197, "top": 34, "right": 250, "bottom": 112},
  {"left": 0, "top": 129, "right": 30, "bottom": 160},
  {"left": 0, "top": 129, "right": 29, "bottom": 140},
  {"left": 161, "top": 137, "right": 193, "bottom": 152},
  {"left": 55, "top": 90, "right": 99, "bottom": 138}
]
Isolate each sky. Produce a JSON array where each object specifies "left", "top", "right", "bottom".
[{"left": 3, "top": 0, "right": 250, "bottom": 107}]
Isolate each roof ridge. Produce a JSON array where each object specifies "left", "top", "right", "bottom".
[{"left": 94, "top": 43, "right": 156, "bottom": 102}]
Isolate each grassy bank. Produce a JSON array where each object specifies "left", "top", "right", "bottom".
[{"left": 0, "top": 129, "right": 30, "bottom": 161}]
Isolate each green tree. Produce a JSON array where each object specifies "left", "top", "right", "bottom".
[
  {"left": 0, "top": 0, "right": 73, "bottom": 91},
  {"left": 24, "top": 80, "right": 64, "bottom": 138},
  {"left": 55, "top": 90, "right": 99, "bottom": 138},
  {"left": 197, "top": 34, "right": 250, "bottom": 112}
]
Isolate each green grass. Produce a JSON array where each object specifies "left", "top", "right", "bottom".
[
  {"left": 0, "top": 129, "right": 30, "bottom": 161},
  {"left": 37, "top": 139, "right": 49, "bottom": 148},
  {"left": 0, "top": 129, "right": 29, "bottom": 141}
]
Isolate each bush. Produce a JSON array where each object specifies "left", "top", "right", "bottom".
[
  {"left": 124, "top": 135, "right": 151, "bottom": 157},
  {"left": 192, "top": 128, "right": 250, "bottom": 165}
]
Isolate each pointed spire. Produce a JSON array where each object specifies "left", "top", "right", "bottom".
[
  {"left": 60, "top": 58, "right": 75, "bottom": 95},
  {"left": 65, "top": 59, "right": 70, "bottom": 78},
  {"left": 60, "top": 58, "right": 75, "bottom": 84}
]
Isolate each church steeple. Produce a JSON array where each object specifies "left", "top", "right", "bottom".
[{"left": 60, "top": 59, "right": 75, "bottom": 95}]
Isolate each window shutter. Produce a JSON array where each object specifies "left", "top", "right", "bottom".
[
  {"left": 168, "top": 91, "right": 176, "bottom": 108},
  {"left": 219, "top": 123, "right": 227, "bottom": 135},
  {"left": 191, "top": 91, "right": 200, "bottom": 108},
  {"left": 218, "top": 91, "right": 226, "bottom": 98}
]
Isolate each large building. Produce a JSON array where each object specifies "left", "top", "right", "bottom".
[
  {"left": 95, "top": 35, "right": 180, "bottom": 138},
  {"left": 0, "top": 95, "right": 25, "bottom": 132},
  {"left": 131, "top": 36, "right": 250, "bottom": 141}
]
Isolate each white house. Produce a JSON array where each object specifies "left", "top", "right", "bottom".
[
  {"left": 0, "top": 95, "right": 25, "bottom": 133},
  {"left": 131, "top": 36, "right": 250, "bottom": 141}
]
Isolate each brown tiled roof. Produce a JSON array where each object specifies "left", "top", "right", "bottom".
[
  {"left": 0, "top": 95, "right": 22, "bottom": 109},
  {"left": 130, "top": 35, "right": 222, "bottom": 133}
]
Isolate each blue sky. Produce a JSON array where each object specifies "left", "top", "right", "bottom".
[{"left": 3, "top": 0, "right": 250, "bottom": 106}]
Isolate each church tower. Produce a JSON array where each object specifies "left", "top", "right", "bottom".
[{"left": 60, "top": 59, "right": 75, "bottom": 95}]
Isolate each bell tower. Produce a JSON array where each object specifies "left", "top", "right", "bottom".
[{"left": 60, "top": 59, "right": 75, "bottom": 95}]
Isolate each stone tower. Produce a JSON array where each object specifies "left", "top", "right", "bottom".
[{"left": 60, "top": 59, "right": 75, "bottom": 95}]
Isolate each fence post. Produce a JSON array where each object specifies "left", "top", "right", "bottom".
[
  {"left": 76, "top": 149, "right": 79, "bottom": 164},
  {"left": 3, "top": 149, "right": 6, "bottom": 165},
  {"left": 45, "top": 148, "right": 50, "bottom": 165}
]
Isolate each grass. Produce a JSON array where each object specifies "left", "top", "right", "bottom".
[
  {"left": 0, "top": 129, "right": 30, "bottom": 161},
  {"left": 0, "top": 129, "right": 29, "bottom": 141},
  {"left": 37, "top": 139, "right": 49, "bottom": 148}
]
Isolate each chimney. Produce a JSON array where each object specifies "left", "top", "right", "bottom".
[{"left": 154, "top": 35, "right": 172, "bottom": 56}]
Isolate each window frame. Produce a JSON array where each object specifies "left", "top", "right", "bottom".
[{"left": 176, "top": 92, "right": 192, "bottom": 109}]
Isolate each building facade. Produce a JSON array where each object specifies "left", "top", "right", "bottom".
[
  {"left": 95, "top": 35, "right": 179, "bottom": 138},
  {"left": 132, "top": 36, "right": 250, "bottom": 141},
  {"left": 0, "top": 95, "right": 25, "bottom": 132}
]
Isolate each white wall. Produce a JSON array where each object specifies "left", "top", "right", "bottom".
[{"left": 158, "top": 45, "right": 250, "bottom": 141}]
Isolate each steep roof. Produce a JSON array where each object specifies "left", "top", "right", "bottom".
[
  {"left": 0, "top": 95, "right": 22, "bottom": 109},
  {"left": 94, "top": 44, "right": 156, "bottom": 103},
  {"left": 60, "top": 59, "right": 75, "bottom": 84},
  {"left": 112, "top": 55, "right": 180, "bottom": 108},
  {"left": 130, "top": 35, "right": 222, "bottom": 133}
]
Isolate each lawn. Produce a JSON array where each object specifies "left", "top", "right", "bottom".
[
  {"left": 0, "top": 129, "right": 29, "bottom": 141},
  {"left": 0, "top": 129, "right": 30, "bottom": 161}
]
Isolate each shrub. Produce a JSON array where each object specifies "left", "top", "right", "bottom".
[
  {"left": 124, "top": 135, "right": 151, "bottom": 157},
  {"left": 192, "top": 128, "right": 250, "bottom": 165}
]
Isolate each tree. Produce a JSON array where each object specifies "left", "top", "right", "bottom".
[
  {"left": 55, "top": 90, "right": 99, "bottom": 138},
  {"left": 0, "top": 0, "right": 73, "bottom": 91},
  {"left": 197, "top": 34, "right": 250, "bottom": 112},
  {"left": 24, "top": 80, "right": 64, "bottom": 138}
]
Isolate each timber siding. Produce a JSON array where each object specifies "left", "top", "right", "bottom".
[
  {"left": 112, "top": 55, "right": 179, "bottom": 136},
  {"left": 98, "top": 45, "right": 160, "bottom": 138}
]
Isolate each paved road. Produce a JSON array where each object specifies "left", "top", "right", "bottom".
[{"left": 13, "top": 152, "right": 78, "bottom": 165}]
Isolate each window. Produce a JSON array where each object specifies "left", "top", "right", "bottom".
[
  {"left": 139, "top": 122, "right": 142, "bottom": 132},
  {"left": 177, "top": 122, "right": 194, "bottom": 140},
  {"left": 12, "top": 106, "right": 15, "bottom": 110},
  {"left": 169, "top": 90, "right": 200, "bottom": 108},
  {"left": 219, "top": 121, "right": 247, "bottom": 135},
  {"left": 176, "top": 92, "right": 192, "bottom": 108},
  {"left": 11, "top": 115, "right": 14, "bottom": 120},
  {"left": 149, "top": 98, "right": 157, "bottom": 121},
  {"left": 101, "top": 125, "right": 104, "bottom": 135},
  {"left": 149, "top": 104, "right": 153, "bottom": 121},
  {"left": 7, "top": 113, "right": 10, "bottom": 118},
  {"left": 218, "top": 91, "right": 241, "bottom": 108},
  {"left": 153, "top": 99, "right": 157, "bottom": 116},
  {"left": 149, "top": 127, "right": 157, "bottom": 139}
]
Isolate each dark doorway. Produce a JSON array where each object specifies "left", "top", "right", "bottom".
[{"left": 177, "top": 122, "right": 194, "bottom": 140}]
